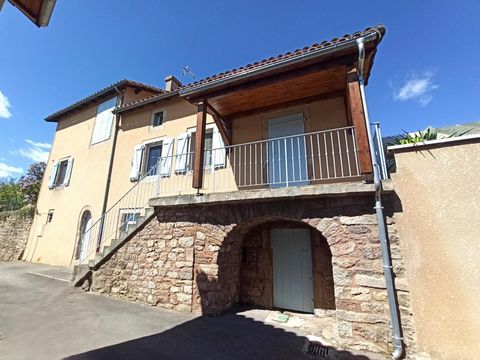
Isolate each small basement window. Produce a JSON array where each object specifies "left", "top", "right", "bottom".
[
  {"left": 152, "top": 111, "right": 164, "bottom": 127},
  {"left": 119, "top": 211, "right": 140, "bottom": 232},
  {"left": 47, "top": 210, "right": 54, "bottom": 223}
]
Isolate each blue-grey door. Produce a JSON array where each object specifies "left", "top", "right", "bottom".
[
  {"left": 268, "top": 114, "right": 308, "bottom": 188},
  {"left": 272, "top": 228, "right": 314, "bottom": 313}
]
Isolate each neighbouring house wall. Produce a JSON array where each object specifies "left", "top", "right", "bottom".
[
  {"left": 0, "top": 208, "right": 34, "bottom": 261},
  {"left": 90, "top": 195, "right": 416, "bottom": 356},
  {"left": 390, "top": 139, "right": 480, "bottom": 360}
]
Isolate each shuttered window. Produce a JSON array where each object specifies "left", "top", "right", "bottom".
[
  {"left": 91, "top": 97, "right": 117, "bottom": 145},
  {"left": 48, "top": 157, "right": 74, "bottom": 189}
]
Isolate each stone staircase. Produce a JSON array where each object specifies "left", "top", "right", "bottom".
[{"left": 72, "top": 207, "right": 155, "bottom": 287}]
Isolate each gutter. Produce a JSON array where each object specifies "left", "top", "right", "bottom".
[
  {"left": 180, "top": 29, "right": 383, "bottom": 98},
  {"left": 356, "top": 37, "right": 404, "bottom": 359}
]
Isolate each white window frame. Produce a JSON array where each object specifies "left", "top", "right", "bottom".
[
  {"left": 118, "top": 208, "right": 141, "bottom": 233},
  {"left": 186, "top": 123, "right": 218, "bottom": 171},
  {"left": 142, "top": 136, "right": 165, "bottom": 179},
  {"left": 52, "top": 156, "right": 73, "bottom": 189},
  {"left": 150, "top": 108, "right": 167, "bottom": 130}
]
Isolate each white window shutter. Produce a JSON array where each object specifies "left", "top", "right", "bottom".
[
  {"left": 91, "top": 97, "right": 116, "bottom": 145},
  {"left": 130, "top": 145, "right": 144, "bottom": 181},
  {"left": 212, "top": 127, "right": 226, "bottom": 168},
  {"left": 160, "top": 137, "right": 174, "bottom": 177},
  {"left": 175, "top": 133, "right": 189, "bottom": 173},
  {"left": 48, "top": 161, "right": 59, "bottom": 189},
  {"left": 63, "top": 158, "right": 74, "bottom": 186}
]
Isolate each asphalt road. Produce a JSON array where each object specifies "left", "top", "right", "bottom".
[{"left": 0, "top": 261, "right": 378, "bottom": 360}]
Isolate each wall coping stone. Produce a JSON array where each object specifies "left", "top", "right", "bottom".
[{"left": 149, "top": 180, "right": 393, "bottom": 208}]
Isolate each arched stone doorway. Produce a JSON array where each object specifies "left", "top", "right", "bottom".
[
  {"left": 194, "top": 218, "right": 335, "bottom": 315},
  {"left": 74, "top": 210, "right": 92, "bottom": 261},
  {"left": 239, "top": 220, "right": 335, "bottom": 314}
]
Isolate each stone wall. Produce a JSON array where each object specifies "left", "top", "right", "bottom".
[
  {"left": 91, "top": 218, "right": 195, "bottom": 313},
  {"left": 0, "top": 208, "right": 34, "bottom": 261},
  {"left": 89, "top": 194, "right": 416, "bottom": 356}
]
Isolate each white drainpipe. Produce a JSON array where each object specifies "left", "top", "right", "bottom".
[{"left": 356, "top": 37, "right": 404, "bottom": 359}]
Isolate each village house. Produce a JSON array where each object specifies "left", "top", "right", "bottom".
[{"left": 21, "top": 25, "right": 420, "bottom": 358}]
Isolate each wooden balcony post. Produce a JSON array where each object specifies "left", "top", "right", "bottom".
[
  {"left": 346, "top": 67, "right": 373, "bottom": 174},
  {"left": 192, "top": 102, "right": 207, "bottom": 190}
]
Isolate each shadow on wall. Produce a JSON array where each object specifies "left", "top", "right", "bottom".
[{"left": 65, "top": 291, "right": 371, "bottom": 360}]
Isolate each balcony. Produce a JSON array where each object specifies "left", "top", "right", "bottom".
[{"left": 153, "top": 125, "right": 363, "bottom": 196}]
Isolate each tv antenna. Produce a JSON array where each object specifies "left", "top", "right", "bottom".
[{"left": 181, "top": 66, "right": 196, "bottom": 83}]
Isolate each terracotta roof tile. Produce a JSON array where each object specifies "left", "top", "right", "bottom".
[{"left": 180, "top": 25, "right": 385, "bottom": 93}]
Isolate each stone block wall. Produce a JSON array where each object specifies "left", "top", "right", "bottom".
[
  {"left": 91, "top": 218, "right": 195, "bottom": 313},
  {"left": 0, "top": 208, "right": 34, "bottom": 261},
  {"left": 89, "top": 195, "right": 416, "bottom": 356}
]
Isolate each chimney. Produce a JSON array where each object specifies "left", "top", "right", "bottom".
[{"left": 164, "top": 75, "right": 182, "bottom": 92}]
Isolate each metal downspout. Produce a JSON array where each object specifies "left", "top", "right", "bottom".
[
  {"left": 97, "top": 87, "right": 123, "bottom": 251},
  {"left": 356, "top": 37, "right": 404, "bottom": 360}
]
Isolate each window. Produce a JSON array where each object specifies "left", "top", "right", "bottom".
[
  {"left": 129, "top": 138, "right": 174, "bottom": 181},
  {"left": 144, "top": 142, "right": 162, "bottom": 175},
  {"left": 91, "top": 97, "right": 117, "bottom": 145},
  {"left": 119, "top": 210, "right": 140, "bottom": 232},
  {"left": 47, "top": 210, "right": 54, "bottom": 223},
  {"left": 55, "top": 159, "right": 69, "bottom": 186},
  {"left": 188, "top": 129, "right": 213, "bottom": 170},
  {"left": 48, "top": 157, "right": 74, "bottom": 189},
  {"left": 152, "top": 111, "right": 164, "bottom": 127}
]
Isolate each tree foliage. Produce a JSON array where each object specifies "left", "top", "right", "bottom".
[
  {"left": 0, "top": 161, "right": 46, "bottom": 212},
  {"left": 18, "top": 162, "right": 46, "bottom": 206},
  {"left": 0, "top": 179, "right": 24, "bottom": 211}
]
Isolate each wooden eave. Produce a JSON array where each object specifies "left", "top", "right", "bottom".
[{"left": 182, "top": 47, "right": 376, "bottom": 120}]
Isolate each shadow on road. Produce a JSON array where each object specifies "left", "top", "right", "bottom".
[{"left": 64, "top": 306, "right": 372, "bottom": 360}]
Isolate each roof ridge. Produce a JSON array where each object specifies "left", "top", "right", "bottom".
[{"left": 45, "top": 79, "right": 163, "bottom": 121}]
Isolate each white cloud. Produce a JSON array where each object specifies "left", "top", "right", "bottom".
[
  {"left": 0, "top": 162, "right": 23, "bottom": 178},
  {"left": 0, "top": 90, "right": 12, "bottom": 119},
  {"left": 393, "top": 71, "right": 439, "bottom": 106},
  {"left": 11, "top": 139, "right": 51, "bottom": 163}
]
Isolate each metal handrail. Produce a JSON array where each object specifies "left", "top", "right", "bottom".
[
  {"left": 79, "top": 160, "right": 161, "bottom": 263},
  {"left": 216, "top": 126, "right": 357, "bottom": 150}
]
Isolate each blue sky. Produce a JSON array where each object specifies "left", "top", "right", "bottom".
[{"left": 1, "top": 0, "right": 479, "bottom": 177}]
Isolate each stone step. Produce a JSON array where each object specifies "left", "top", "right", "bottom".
[
  {"left": 86, "top": 208, "right": 156, "bottom": 269},
  {"left": 72, "top": 264, "right": 91, "bottom": 287}
]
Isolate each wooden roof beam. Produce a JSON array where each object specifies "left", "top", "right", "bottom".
[{"left": 205, "top": 101, "right": 232, "bottom": 145}]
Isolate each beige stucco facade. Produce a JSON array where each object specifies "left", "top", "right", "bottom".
[
  {"left": 23, "top": 91, "right": 353, "bottom": 267},
  {"left": 22, "top": 88, "right": 157, "bottom": 266},
  {"left": 390, "top": 138, "right": 480, "bottom": 360}
]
